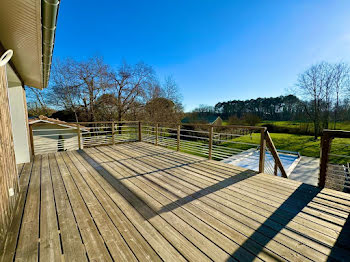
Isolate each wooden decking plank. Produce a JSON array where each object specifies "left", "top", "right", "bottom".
[
  {"left": 3, "top": 142, "right": 350, "bottom": 261},
  {"left": 110, "top": 144, "right": 349, "bottom": 229},
  {"left": 48, "top": 153, "right": 87, "bottom": 261},
  {"left": 134, "top": 155, "right": 348, "bottom": 260},
  {"left": 147, "top": 151, "right": 349, "bottom": 233},
  {"left": 88, "top": 156, "right": 240, "bottom": 261},
  {"left": 79, "top": 152, "right": 212, "bottom": 262},
  {"left": 96, "top": 146, "right": 301, "bottom": 261},
  {"left": 145, "top": 150, "right": 350, "bottom": 224},
  {"left": 131, "top": 142, "right": 348, "bottom": 204},
  {"left": 126, "top": 145, "right": 350, "bottom": 260},
  {"left": 121, "top": 147, "right": 348, "bottom": 240},
  {"left": 116, "top": 154, "right": 323, "bottom": 261},
  {"left": 54, "top": 153, "right": 112, "bottom": 261},
  {"left": 60, "top": 152, "right": 139, "bottom": 262},
  {"left": 15, "top": 155, "right": 41, "bottom": 262},
  {"left": 101, "top": 163, "right": 231, "bottom": 262},
  {"left": 74, "top": 151, "right": 187, "bottom": 262},
  {"left": 85, "top": 143, "right": 350, "bottom": 260},
  {"left": 130, "top": 142, "right": 350, "bottom": 206},
  {"left": 183, "top": 162, "right": 350, "bottom": 221},
  {"left": 97, "top": 157, "right": 270, "bottom": 262},
  {"left": 111, "top": 142, "right": 350, "bottom": 231},
  {"left": 0, "top": 161, "right": 33, "bottom": 262},
  {"left": 68, "top": 151, "right": 162, "bottom": 262},
  {"left": 103, "top": 145, "right": 347, "bottom": 261},
  {"left": 39, "top": 154, "right": 61, "bottom": 261}
]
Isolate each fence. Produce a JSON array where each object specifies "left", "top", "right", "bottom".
[
  {"left": 29, "top": 121, "right": 288, "bottom": 177},
  {"left": 140, "top": 122, "right": 287, "bottom": 177},
  {"left": 319, "top": 130, "right": 350, "bottom": 193}
]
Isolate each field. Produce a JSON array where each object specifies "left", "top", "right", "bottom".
[
  {"left": 258, "top": 120, "right": 350, "bottom": 131},
  {"left": 177, "top": 132, "right": 350, "bottom": 164},
  {"left": 228, "top": 133, "right": 350, "bottom": 164}
]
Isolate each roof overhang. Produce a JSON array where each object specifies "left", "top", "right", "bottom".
[{"left": 0, "top": 0, "right": 59, "bottom": 89}]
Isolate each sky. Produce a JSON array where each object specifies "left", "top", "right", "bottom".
[{"left": 53, "top": 0, "right": 350, "bottom": 111}]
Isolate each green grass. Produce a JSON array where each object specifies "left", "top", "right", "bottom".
[
  {"left": 258, "top": 120, "right": 350, "bottom": 131},
  {"left": 173, "top": 132, "right": 350, "bottom": 164},
  {"left": 230, "top": 133, "right": 350, "bottom": 164},
  {"left": 231, "top": 133, "right": 321, "bottom": 157}
]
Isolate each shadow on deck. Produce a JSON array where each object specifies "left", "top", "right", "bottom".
[{"left": 2, "top": 142, "right": 350, "bottom": 261}]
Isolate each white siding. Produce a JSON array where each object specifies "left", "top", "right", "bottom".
[
  {"left": 32, "top": 124, "right": 82, "bottom": 155},
  {"left": 8, "top": 85, "right": 31, "bottom": 164}
]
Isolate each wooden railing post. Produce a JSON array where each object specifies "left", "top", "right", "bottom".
[
  {"left": 177, "top": 124, "right": 181, "bottom": 151},
  {"left": 77, "top": 124, "right": 82, "bottom": 150},
  {"left": 265, "top": 131, "right": 288, "bottom": 178},
  {"left": 155, "top": 123, "right": 159, "bottom": 146},
  {"left": 208, "top": 125, "right": 213, "bottom": 160},
  {"left": 29, "top": 124, "right": 35, "bottom": 156},
  {"left": 111, "top": 121, "right": 115, "bottom": 145},
  {"left": 274, "top": 163, "right": 278, "bottom": 176},
  {"left": 138, "top": 121, "right": 142, "bottom": 142},
  {"left": 319, "top": 131, "right": 332, "bottom": 188},
  {"left": 259, "top": 128, "right": 266, "bottom": 173}
]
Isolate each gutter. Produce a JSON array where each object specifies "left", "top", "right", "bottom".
[{"left": 42, "top": 0, "right": 60, "bottom": 88}]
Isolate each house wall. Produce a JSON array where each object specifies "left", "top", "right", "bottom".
[
  {"left": 212, "top": 117, "right": 223, "bottom": 126},
  {"left": 0, "top": 64, "right": 19, "bottom": 247},
  {"left": 8, "top": 85, "right": 31, "bottom": 164},
  {"left": 32, "top": 123, "right": 81, "bottom": 155}
]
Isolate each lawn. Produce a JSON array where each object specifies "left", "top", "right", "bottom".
[
  {"left": 231, "top": 133, "right": 321, "bottom": 157},
  {"left": 150, "top": 127, "right": 350, "bottom": 164},
  {"left": 230, "top": 132, "right": 350, "bottom": 164},
  {"left": 259, "top": 120, "right": 350, "bottom": 131}
]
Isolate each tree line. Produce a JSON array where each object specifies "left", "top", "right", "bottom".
[
  {"left": 26, "top": 56, "right": 184, "bottom": 123},
  {"left": 213, "top": 95, "right": 304, "bottom": 121},
  {"left": 190, "top": 62, "right": 350, "bottom": 139}
]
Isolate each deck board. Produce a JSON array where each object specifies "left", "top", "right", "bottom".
[{"left": 1, "top": 142, "right": 350, "bottom": 261}]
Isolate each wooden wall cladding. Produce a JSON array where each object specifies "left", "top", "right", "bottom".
[{"left": 0, "top": 65, "right": 19, "bottom": 248}]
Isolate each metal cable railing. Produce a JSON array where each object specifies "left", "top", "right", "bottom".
[
  {"left": 319, "top": 130, "right": 350, "bottom": 193},
  {"left": 30, "top": 121, "right": 288, "bottom": 177}
]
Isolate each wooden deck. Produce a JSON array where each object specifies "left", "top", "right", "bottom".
[{"left": 1, "top": 142, "right": 350, "bottom": 261}]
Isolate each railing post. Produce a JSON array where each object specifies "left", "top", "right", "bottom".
[
  {"left": 265, "top": 131, "right": 288, "bottom": 178},
  {"left": 259, "top": 128, "right": 266, "bottom": 173},
  {"left": 274, "top": 163, "right": 278, "bottom": 176},
  {"left": 177, "top": 124, "right": 181, "bottom": 151},
  {"left": 77, "top": 124, "right": 82, "bottom": 150},
  {"left": 138, "top": 121, "right": 142, "bottom": 142},
  {"left": 29, "top": 124, "right": 35, "bottom": 156},
  {"left": 319, "top": 131, "right": 332, "bottom": 188},
  {"left": 155, "top": 123, "right": 159, "bottom": 146},
  {"left": 208, "top": 125, "right": 213, "bottom": 160},
  {"left": 111, "top": 121, "right": 115, "bottom": 145}
]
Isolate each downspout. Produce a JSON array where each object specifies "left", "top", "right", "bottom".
[{"left": 42, "top": 0, "right": 60, "bottom": 88}]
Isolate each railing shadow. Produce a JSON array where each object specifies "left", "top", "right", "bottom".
[
  {"left": 78, "top": 146, "right": 350, "bottom": 261},
  {"left": 328, "top": 212, "right": 350, "bottom": 261},
  {"left": 78, "top": 148, "right": 254, "bottom": 220},
  {"left": 228, "top": 183, "right": 350, "bottom": 261},
  {"left": 156, "top": 170, "right": 255, "bottom": 215}
]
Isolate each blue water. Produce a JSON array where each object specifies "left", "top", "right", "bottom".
[{"left": 223, "top": 150, "right": 299, "bottom": 175}]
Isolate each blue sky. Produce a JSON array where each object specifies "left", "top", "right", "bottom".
[{"left": 54, "top": 0, "right": 350, "bottom": 111}]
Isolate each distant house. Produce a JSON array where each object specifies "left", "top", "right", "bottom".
[
  {"left": 182, "top": 115, "right": 223, "bottom": 126},
  {"left": 29, "top": 116, "right": 86, "bottom": 155}
]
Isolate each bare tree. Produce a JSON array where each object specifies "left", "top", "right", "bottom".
[
  {"left": 333, "top": 63, "right": 350, "bottom": 128},
  {"left": 296, "top": 62, "right": 331, "bottom": 139},
  {"left": 162, "top": 75, "right": 183, "bottom": 106},
  {"left": 49, "top": 56, "right": 109, "bottom": 122},
  {"left": 26, "top": 86, "right": 53, "bottom": 116},
  {"left": 109, "top": 61, "right": 155, "bottom": 122}
]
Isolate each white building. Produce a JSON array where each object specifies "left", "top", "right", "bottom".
[{"left": 29, "top": 116, "right": 85, "bottom": 155}]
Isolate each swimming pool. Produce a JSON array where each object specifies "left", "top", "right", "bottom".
[{"left": 221, "top": 149, "right": 300, "bottom": 176}]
